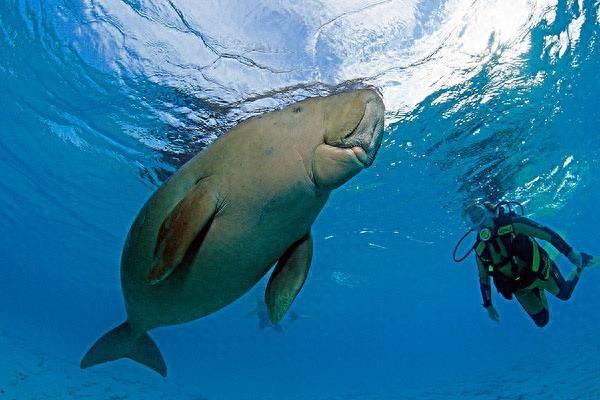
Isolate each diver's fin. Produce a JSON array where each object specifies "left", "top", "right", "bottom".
[
  {"left": 288, "top": 312, "right": 311, "bottom": 323},
  {"left": 80, "top": 322, "right": 167, "bottom": 377},
  {"left": 148, "top": 182, "right": 216, "bottom": 284},
  {"left": 265, "top": 233, "right": 313, "bottom": 324}
]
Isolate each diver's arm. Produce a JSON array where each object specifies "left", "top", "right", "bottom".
[
  {"left": 510, "top": 216, "right": 595, "bottom": 268},
  {"left": 477, "top": 256, "right": 500, "bottom": 321},
  {"left": 476, "top": 256, "right": 492, "bottom": 308},
  {"left": 511, "top": 216, "right": 572, "bottom": 256}
]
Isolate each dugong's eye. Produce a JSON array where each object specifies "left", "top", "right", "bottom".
[{"left": 292, "top": 107, "right": 302, "bottom": 113}]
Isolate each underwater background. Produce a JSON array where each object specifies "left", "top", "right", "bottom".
[{"left": 2, "top": 0, "right": 600, "bottom": 398}]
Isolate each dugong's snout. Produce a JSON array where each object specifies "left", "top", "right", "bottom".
[
  {"left": 323, "top": 89, "right": 385, "bottom": 168},
  {"left": 351, "top": 91, "right": 385, "bottom": 167}
]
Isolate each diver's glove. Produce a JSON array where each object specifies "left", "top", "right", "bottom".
[
  {"left": 484, "top": 305, "right": 500, "bottom": 322},
  {"left": 580, "top": 252, "right": 596, "bottom": 268}
]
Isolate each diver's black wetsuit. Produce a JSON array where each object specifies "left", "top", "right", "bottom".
[{"left": 475, "top": 214, "right": 580, "bottom": 327}]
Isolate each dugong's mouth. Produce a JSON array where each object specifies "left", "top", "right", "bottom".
[{"left": 350, "top": 146, "right": 369, "bottom": 166}]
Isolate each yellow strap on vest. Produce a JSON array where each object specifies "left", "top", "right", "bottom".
[
  {"left": 531, "top": 241, "right": 541, "bottom": 273},
  {"left": 476, "top": 242, "right": 486, "bottom": 256},
  {"left": 497, "top": 225, "right": 514, "bottom": 235}
]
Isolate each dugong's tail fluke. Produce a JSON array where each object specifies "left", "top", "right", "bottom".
[{"left": 80, "top": 322, "right": 167, "bottom": 377}]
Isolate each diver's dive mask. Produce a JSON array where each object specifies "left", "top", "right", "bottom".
[
  {"left": 454, "top": 203, "right": 494, "bottom": 262},
  {"left": 462, "top": 203, "right": 491, "bottom": 229}
]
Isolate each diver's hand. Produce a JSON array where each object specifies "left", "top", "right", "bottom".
[
  {"left": 580, "top": 252, "right": 596, "bottom": 268},
  {"left": 568, "top": 250, "right": 596, "bottom": 269},
  {"left": 485, "top": 305, "right": 500, "bottom": 322}
]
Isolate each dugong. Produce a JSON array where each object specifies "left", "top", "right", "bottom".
[{"left": 81, "top": 89, "right": 385, "bottom": 376}]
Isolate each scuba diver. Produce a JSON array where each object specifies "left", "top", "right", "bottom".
[
  {"left": 247, "top": 287, "right": 310, "bottom": 333},
  {"left": 454, "top": 201, "right": 596, "bottom": 327}
]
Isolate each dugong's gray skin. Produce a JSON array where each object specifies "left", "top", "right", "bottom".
[{"left": 81, "top": 89, "right": 385, "bottom": 376}]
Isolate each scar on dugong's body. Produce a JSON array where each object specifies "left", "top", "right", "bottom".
[{"left": 80, "top": 89, "right": 385, "bottom": 376}]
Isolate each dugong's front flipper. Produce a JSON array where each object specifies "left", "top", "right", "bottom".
[
  {"left": 265, "top": 233, "right": 313, "bottom": 324},
  {"left": 148, "top": 182, "right": 217, "bottom": 284}
]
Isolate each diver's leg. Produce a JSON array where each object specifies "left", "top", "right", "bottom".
[
  {"left": 541, "top": 259, "right": 581, "bottom": 301},
  {"left": 514, "top": 287, "right": 549, "bottom": 328}
]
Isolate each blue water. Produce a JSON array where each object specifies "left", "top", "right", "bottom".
[{"left": 2, "top": 0, "right": 600, "bottom": 398}]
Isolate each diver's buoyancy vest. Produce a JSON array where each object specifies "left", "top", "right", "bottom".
[{"left": 475, "top": 215, "right": 545, "bottom": 298}]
